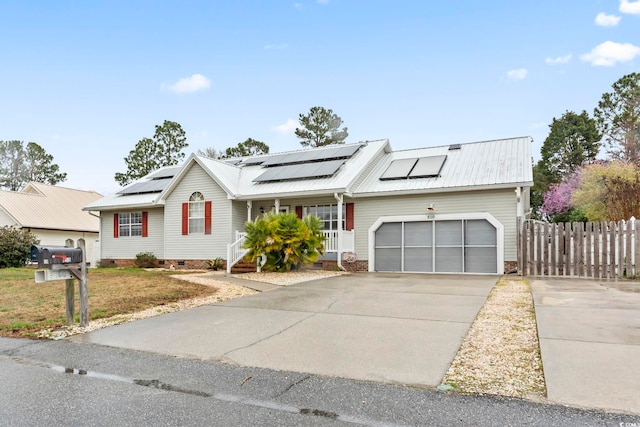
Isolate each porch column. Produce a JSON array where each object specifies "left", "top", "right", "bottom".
[
  {"left": 274, "top": 199, "right": 280, "bottom": 213},
  {"left": 247, "top": 201, "right": 252, "bottom": 222},
  {"left": 334, "top": 193, "right": 344, "bottom": 270}
]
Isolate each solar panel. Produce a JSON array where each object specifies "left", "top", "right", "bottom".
[
  {"left": 117, "top": 179, "right": 170, "bottom": 195},
  {"left": 409, "top": 155, "right": 447, "bottom": 178},
  {"left": 147, "top": 166, "right": 181, "bottom": 180},
  {"left": 241, "top": 157, "right": 269, "bottom": 166},
  {"left": 261, "top": 144, "right": 361, "bottom": 167},
  {"left": 379, "top": 158, "right": 418, "bottom": 180},
  {"left": 253, "top": 159, "right": 345, "bottom": 182}
]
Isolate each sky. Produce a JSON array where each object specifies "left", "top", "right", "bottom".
[{"left": 2, "top": 0, "right": 639, "bottom": 196}]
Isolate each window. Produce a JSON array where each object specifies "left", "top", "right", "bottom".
[
  {"left": 119, "top": 212, "right": 142, "bottom": 237},
  {"left": 303, "top": 204, "right": 346, "bottom": 231},
  {"left": 189, "top": 192, "right": 205, "bottom": 234}
]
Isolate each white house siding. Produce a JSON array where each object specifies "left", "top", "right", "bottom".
[
  {"left": 164, "top": 163, "right": 232, "bottom": 260},
  {"left": 353, "top": 189, "right": 518, "bottom": 262},
  {"left": 100, "top": 208, "right": 164, "bottom": 259},
  {"left": 231, "top": 201, "right": 248, "bottom": 240},
  {"left": 30, "top": 229, "right": 99, "bottom": 266}
]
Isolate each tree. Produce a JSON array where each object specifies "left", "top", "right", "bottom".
[
  {"left": 541, "top": 168, "right": 587, "bottom": 223},
  {"left": 594, "top": 72, "right": 640, "bottom": 163},
  {"left": 24, "top": 142, "right": 67, "bottom": 185},
  {"left": 295, "top": 106, "right": 349, "bottom": 147},
  {"left": 243, "top": 212, "right": 325, "bottom": 272},
  {"left": 531, "top": 111, "right": 601, "bottom": 216},
  {"left": 0, "top": 226, "right": 38, "bottom": 268},
  {"left": 572, "top": 161, "right": 640, "bottom": 221},
  {"left": 153, "top": 120, "right": 188, "bottom": 166},
  {"left": 221, "top": 138, "right": 269, "bottom": 158},
  {"left": 196, "top": 147, "right": 220, "bottom": 159},
  {"left": 0, "top": 140, "right": 66, "bottom": 191},
  {"left": 115, "top": 120, "right": 188, "bottom": 186},
  {"left": 114, "top": 138, "right": 161, "bottom": 186}
]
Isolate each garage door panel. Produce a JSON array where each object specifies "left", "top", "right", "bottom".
[
  {"left": 404, "top": 222, "right": 432, "bottom": 247},
  {"left": 465, "top": 247, "right": 497, "bottom": 273},
  {"left": 435, "top": 247, "right": 463, "bottom": 272},
  {"left": 375, "top": 248, "right": 402, "bottom": 271},
  {"left": 465, "top": 219, "right": 497, "bottom": 246},
  {"left": 405, "top": 247, "right": 433, "bottom": 272},
  {"left": 375, "top": 223, "right": 402, "bottom": 246},
  {"left": 435, "top": 221, "right": 462, "bottom": 245}
]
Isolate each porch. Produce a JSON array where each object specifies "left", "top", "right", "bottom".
[{"left": 227, "top": 229, "right": 355, "bottom": 273}]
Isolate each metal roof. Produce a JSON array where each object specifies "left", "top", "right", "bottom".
[
  {"left": 353, "top": 136, "right": 533, "bottom": 196},
  {"left": 0, "top": 182, "right": 102, "bottom": 232},
  {"left": 86, "top": 136, "right": 533, "bottom": 210}
]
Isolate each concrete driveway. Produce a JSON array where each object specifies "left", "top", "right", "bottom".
[
  {"left": 530, "top": 278, "right": 640, "bottom": 414},
  {"left": 70, "top": 273, "right": 497, "bottom": 387}
]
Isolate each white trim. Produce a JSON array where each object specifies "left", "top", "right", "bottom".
[{"left": 367, "top": 213, "right": 504, "bottom": 274}]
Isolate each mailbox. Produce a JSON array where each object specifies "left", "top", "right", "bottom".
[{"left": 30, "top": 245, "right": 83, "bottom": 267}]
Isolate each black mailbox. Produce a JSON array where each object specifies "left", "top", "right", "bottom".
[{"left": 31, "top": 245, "right": 83, "bottom": 267}]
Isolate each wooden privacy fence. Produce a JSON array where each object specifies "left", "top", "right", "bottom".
[{"left": 518, "top": 218, "right": 640, "bottom": 278}]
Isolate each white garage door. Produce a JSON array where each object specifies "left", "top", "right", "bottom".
[{"left": 374, "top": 219, "right": 497, "bottom": 273}]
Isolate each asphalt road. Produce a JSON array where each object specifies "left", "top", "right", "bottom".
[{"left": 1, "top": 337, "right": 638, "bottom": 426}]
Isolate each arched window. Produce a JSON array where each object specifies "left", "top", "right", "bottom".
[{"left": 189, "top": 192, "right": 205, "bottom": 234}]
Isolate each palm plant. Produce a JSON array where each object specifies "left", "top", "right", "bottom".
[{"left": 243, "top": 212, "right": 325, "bottom": 272}]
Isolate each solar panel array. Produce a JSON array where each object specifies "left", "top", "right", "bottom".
[
  {"left": 147, "top": 166, "right": 181, "bottom": 180},
  {"left": 253, "top": 159, "right": 345, "bottom": 182},
  {"left": 261, "top": 144, "right": 361, "bottom": 167},
  {"left": 117, "top": 179, "right": 172, "bottom": 195},
  {"left": 380, "top": 155, "right": 447, "bottom": 180}
]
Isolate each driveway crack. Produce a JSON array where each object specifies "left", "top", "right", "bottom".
[{"left": 221, "top": 312, "right": 317, "bottom": 358}]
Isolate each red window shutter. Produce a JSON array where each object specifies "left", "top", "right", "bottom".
[
  {"left": 113, "top": 213, "right": 119, "bottom": 238},
  {"left": 142, "top": 211, "right": 148, "bottom": 237},
  {"left": 346, "top": 203, "right": 354, "bottom": 231},
  {"left": 204, "top": 201, "right": 212, "bottom": 235},
  {"left": 182, "top": 203, "right": 189, "bottom": 235},
  {"left": 295, "top": 206, "right": 303, "bottom": 219}
]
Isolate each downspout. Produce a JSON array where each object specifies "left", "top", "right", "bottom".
[
  {"left": 334, "top": 193, "right": 346, "bottom": 271},
  {"left": 88, "top": 211, "right": 100, "bottom": 268}
]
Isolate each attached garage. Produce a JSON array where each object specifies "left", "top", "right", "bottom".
[{"left": 369, "top": 214, "right": 503, "bottom": 274}]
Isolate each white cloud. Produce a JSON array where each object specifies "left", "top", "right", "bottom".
[
  {"left": 595, "top": 12, "right": 621, "bottom": 26},
  {"left": 272, "top": 118, "right": 298, "bottom": 134},
  {"left": 162, "top": 73, "right": 211, "bottom": 94},
  {"left": 580, "top": 41, "right": 640, "bottom": 66},
  {"left": 506, "top": 68, "right": 528, "bottom": 81},
  {"left": 545, "top": 54, "right": 572, "bottom": 65},
  {"left": 620, "top": 0, "right": 640, "bottom": 14},
  {"left": 264, "top": 43, "right": 288, "bottom": 50}
]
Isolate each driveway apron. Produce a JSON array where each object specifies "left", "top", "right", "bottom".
[
  {"left": 70, "top": 273, "right": 496, "bottom": 387},
  {"left": 530, "top": 278, "right": 640, "bottom": 414}
]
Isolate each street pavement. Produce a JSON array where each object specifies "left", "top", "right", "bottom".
[
  {"left": 530, "top": 277, "right": 640, "bottom": 415},
  {"left": 70, "top": 273, "right": 497, "bottom": 388},
  {"left": 2, "top": 337, "right": 638, "bottom": 426}
]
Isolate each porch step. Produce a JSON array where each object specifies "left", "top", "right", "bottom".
[{"left": 230, "top": 260, "right": 257, "bottom": 274}]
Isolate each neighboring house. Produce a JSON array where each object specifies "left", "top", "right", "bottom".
[
  {"left": 0, "top": 182, "right": 102, "bottom": 265},
  {"left": 85, "top": 137, "right": 533, "bottom": 274}
]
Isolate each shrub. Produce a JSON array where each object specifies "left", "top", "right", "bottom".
[
  {"left": 134, "top": 252, "right": 158, "bottom": 268},
  {"left": 243, "top": 212, "right": 325, "bottom": 272},
  {"left": 206, "top": 257, "right": 224, "bottom": 271},
  {"left": 0, "top": 226, "right": 39, "bottom": 268}
]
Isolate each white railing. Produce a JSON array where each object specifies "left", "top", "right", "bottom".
[
  {"left": 323, "top": 230, "right": 355, "bottom": 253},
  {"left": 226, "top": 232, "right": 249, "bottom": 273}
]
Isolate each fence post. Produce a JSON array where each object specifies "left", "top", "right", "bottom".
[
  {"left": 609, "top": 221, "right": 617, "bottom": 278},
  {"left": 550, "top": 223, "right": 557, "bottom": 276},
  {"left": 593, "top": 222, "right": 600, "bottom": 279},
  {"left": 625, "top": 219, "right": 632, "bottom": 279}
]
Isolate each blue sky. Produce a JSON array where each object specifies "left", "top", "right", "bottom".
[{"left": 2, "top": 1, "right": 639, "bottom": 195}]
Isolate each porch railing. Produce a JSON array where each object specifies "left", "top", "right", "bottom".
[
  {"left": 226, "top": 232, "right": 248, "bottom": 274},
  {"left": 323, "top": 230, "right": 354, "bottom": 253}
]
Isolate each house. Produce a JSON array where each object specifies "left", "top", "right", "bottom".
[
  {"left": 84, "top": 137, "right": 533, "bottom": 274},
  {"left": 0, "top": 182, "right": 102, "bottom": 265}
]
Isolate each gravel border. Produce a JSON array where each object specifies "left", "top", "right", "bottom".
[{"left": 441, "top": 276, "right": 546, "bottom": 399}]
